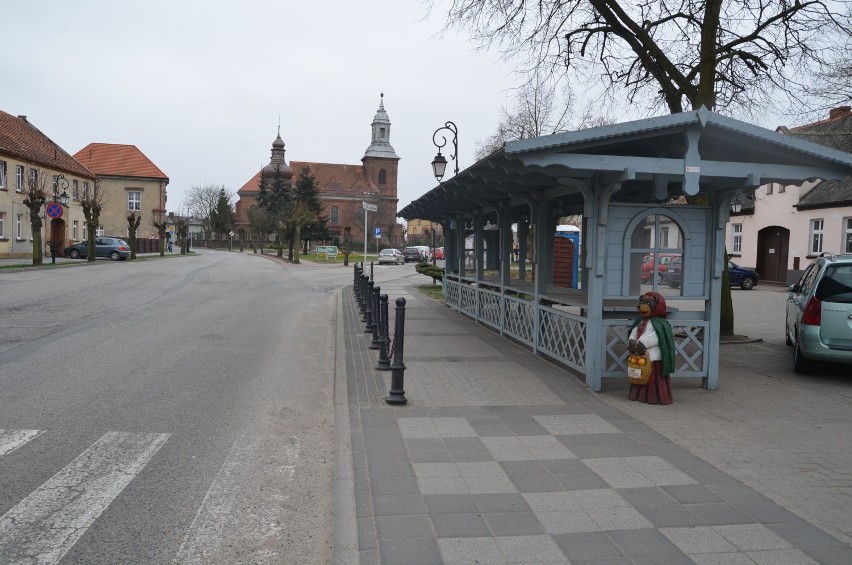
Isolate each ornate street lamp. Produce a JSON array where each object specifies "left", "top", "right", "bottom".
[
  {"left": 55, "top": 174, "right": 70, "bottom": 206},
  {"left": 431, "top": 121, "right": 458, "bottom": 181}
]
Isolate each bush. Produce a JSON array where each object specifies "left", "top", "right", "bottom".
[{"left": 415, "top": 262, "right": 444, "bottom": 284}]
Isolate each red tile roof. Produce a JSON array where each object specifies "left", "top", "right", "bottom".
[
  {"left": 0, "top": 110, "right": 95, "bottom": 178},
  {"left": 238, "top": 161, "right": 377, "bottom": 195},
  {"left": 74, "top": 143, "right": 169, "bottom": 181}
]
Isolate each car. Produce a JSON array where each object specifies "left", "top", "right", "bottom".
[
  {"left": 640, "top": 253, "right": 681, "bottom": 284},
  {"left": 728, "top": 261, "right": 760, "bottom": 290},
  {"left": 432, "top": 247, "right": 444, "bottom": 260},
  {"left": 63, "top": 237, "right": 130, "bottom": 261},
  {"left": 403, "top": 247, "right": 423, "bottom": 263},
  {"left": 785, "top": 253, "right": 852, "bottom": 373},
  {"left": 378, "top": 248, "right": 402, "bottom": 265},
  {"left": 666, "top": 258, "right": 759, "bottom": 290},
  {"left": 415, "top": 246, "right": 432, "bottom": 261}
]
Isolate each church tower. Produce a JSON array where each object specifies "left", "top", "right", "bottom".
[{"left": 362, "top": 93, "right": 400, "bottom": 203}]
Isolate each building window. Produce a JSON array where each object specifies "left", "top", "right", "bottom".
[
  {"left": 83, "top": 221, "right": 87, "bottom": 240},
  {"left": 330, "top": 206, "right": 339, "bottom": 224},
  {"left": 29, "top": 168, "right": 38, "bottom": 190},
  {"left": 809, "top": 218, "right": 824, "bottom": 255},
  {"left": 82, "top": 181, "right": 89, "bottom": 200},
  {"left": 52, "top": 175, "right": 60, "bottom": 199},
  {"left": 0, "top": 161, "right": 6, "bottom": 189},
  {"left": 378, "top": 169, "right": 386, "bottom": 185},
  {"left": 731, "top": 223, "right": 742, "bottom": 254},
  {"left": 845, "top": 218, "right": 852, "bottom": 254},
  {"left": 72, "top": 180, "right": 79, "bottom": 201},
  {"left": 0, "top": 212, "right": 5, "bottom": 237},
  {"left": 379, "top": 127, "right": 386, "bottom": 139},
  {"left": 96, "top": 225, "right": 105, "bottom": 237},
  {"left": 73, "top": 220, "right": 79, "bottom": 241},
  {"left": 17, "top": 214, "right": 24, "bottom": 239},
  {"left": 16, "top": 166, "right": 24, "bottom": 192},
  {"left": 128, "top": 191, "right": 141, "bottom": 211}
]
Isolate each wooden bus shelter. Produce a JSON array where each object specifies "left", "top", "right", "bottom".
[{"left": 399, "top": 109, "right": 852, "bottom": 391}]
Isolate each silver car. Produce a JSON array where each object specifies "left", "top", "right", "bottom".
[{"left": 786, "top": 253, "right": 852, "bottom": 373}]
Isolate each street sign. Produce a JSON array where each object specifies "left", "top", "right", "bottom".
[
  {"left": 374, "top": 227, "right": 382, "bottom": 239},
  {"left": 362, "top": 201, "right": 377, "bottom": 212},
  {"left": 46, "top": 203, "right": 63, "bottom": 219}
]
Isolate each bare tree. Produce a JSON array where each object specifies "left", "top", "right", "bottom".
[
  {"left": 22, "top": 167, "right": 48, "bottom": 265},
  {"left": 185, "top": 184, "right": 236, "bottom": 240},
  {"left": 79, "top": 180, "right": 105, "bottom": 263},
  {"left": 429, "top": 0, "right": 851, "bottom": 118},
  {"left": 127, "top": 213, "right": 142, "bottom": 260}
]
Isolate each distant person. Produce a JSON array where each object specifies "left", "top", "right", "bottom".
[{"left": 168, "top": 241, "right": 173, "bottom": 253}]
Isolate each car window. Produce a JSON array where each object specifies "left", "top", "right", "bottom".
[
  {"left": 797, "top": 261, "right": 821, "bottom": 295},
  {"left": 815, "top": 265, "right": 852, "bottom": 303}
]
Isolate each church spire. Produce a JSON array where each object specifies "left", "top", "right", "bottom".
[{"left": 363, "top": 93, "right": 399, "bottom": 159}]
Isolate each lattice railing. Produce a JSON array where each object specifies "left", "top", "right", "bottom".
[
  {"left": 444, "top": 277, "right": 460, "bottom": 308},
  {"left": 458, "top": 284, "right": 477, "bottom": 317},
  {"left": 503, "top": 295, "right": 535, "bottom": 345},
  {"left": 603, "top": 320, "right": 707, "bottom": 378},
  {"left": 478, "top": 288, "right": 502, "bottom": 329},
  {"left": 539, "top": 306, "right": 586, "bottom": 371}
]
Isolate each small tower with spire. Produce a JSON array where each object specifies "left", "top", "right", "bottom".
[
  {"left": 362, "top": 93, "right": 400, "bottom": 203},
  {"left": 263, "top": 126, "right": 293, "bottom": 180}
]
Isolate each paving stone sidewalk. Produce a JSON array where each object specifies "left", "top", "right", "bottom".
[{"left": 339, "top": 284, "right": 852, "bottom": 565}]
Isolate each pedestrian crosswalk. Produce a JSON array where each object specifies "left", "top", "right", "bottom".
[
  {"left": 0, "top": 430, "right": 171, "bottom": 565},
  {"left": 0, "top": 428, "right": 305, "bottom": 564}
]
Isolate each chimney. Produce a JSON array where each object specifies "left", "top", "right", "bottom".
[
  {"left": 17, "top": 115, "right": 27, "bottom": 122},
  {"left": 828, "top": 106, "right": 851, "bottom": 120}
]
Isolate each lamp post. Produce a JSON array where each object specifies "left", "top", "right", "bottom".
[
  {"left": 48, "top": 175, "right": 70, "bottom": 264},
  {"left": 431, "top": 121, "right": 458, "bottom": 181}
]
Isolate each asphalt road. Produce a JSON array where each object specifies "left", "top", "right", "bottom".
[{"left": 0, "top": 250, "right": 364, "bottom": 564}]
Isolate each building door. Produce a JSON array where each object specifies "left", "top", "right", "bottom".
[{"left": 756, "top": 226, "right": 789, "bottom": 283}]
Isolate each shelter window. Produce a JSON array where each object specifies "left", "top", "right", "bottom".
[
  {"left": 629, "top": 213, "right": 683, "bottom": 296},
  {"left": 331, "top": 206, "right": 339, "bottom": 224}
]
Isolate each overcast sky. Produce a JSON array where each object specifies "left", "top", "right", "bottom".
[
  {"left": 4, "top": 0, "right": 526, "bottom": 218},
  {"left": 5, "top": 1, "right": 797, "bottom": 222}
]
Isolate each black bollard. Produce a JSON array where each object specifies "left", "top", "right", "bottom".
[
  {"left": 360, "top": 274, "right": 369, "bottom": 319},
  {"left": 353, "top": 265, "right": 361, "bottom": 301},
  {"left": 376, "top": 294, "right": 391, "bottom": 370},
  {"left": 370, "top": 261, "right": 374, "bottom": 281},
  {"left": 386, "top": 297, "right": 407, "bottom": 405},
  {"left": 364, "top": 280, "right": 374, "bottom": 332},
  {"left": 370, "top": 285, "right": 382, "bottom": 349}
]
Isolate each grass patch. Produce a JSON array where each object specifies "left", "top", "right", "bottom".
[{"left": 418, "top": 284, "right": 444, "bottom": 301}]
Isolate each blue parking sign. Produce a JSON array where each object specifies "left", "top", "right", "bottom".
[{"left": 374, "top": 227, "right": 382, "bottom": 238}]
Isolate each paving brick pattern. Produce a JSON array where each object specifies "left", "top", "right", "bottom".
[{"left": 343, "top": 287, "right": 852, "bottom": 564}]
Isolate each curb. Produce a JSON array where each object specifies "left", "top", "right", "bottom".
[{"left": 332, "top": 287, "right": 358, "bottom": 565}]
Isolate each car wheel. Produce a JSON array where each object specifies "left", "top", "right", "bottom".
[
  {"left": 668, "top": 280, "right": 680, "bottom": 289},
  {"left": 740, "top": 277, "right": 755, "bottom": 290},
  {"left": 69, "top": 249, "right": 81, "bottom": 259},
  {"left": 655, "top": 273, "right": 662, "bottom": 285},
  {"left": 785, "top": 323, "right": 793, "bottom": 347},
  {"left": 109, "top": 251, "right": 120, "bottom": 261},
  {"left": 793, "top": 335, "right": 810, "bottom": 373}
]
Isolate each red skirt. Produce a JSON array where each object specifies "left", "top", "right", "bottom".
[{"left": 629, "top": 360, "right": 673, "bottom": 405}]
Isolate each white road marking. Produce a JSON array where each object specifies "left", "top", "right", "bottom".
[
  {"left": 0, "top": 431, "right": 170, "bottom": 565},
  {"left": 0, "top": 430, "right": 43, "bottom": 458},
  {"left": 175, "top": 435, "right": 300, "bottom": 564}
]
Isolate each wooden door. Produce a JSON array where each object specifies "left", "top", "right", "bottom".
[{"left": 756, "top": 226, "right": 789, "bottom": 283}]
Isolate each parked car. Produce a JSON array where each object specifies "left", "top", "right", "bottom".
[
  {"left": 63, "top": 237, "right": 130, "bottom": 261},
  {"left": 432, "top": 247, "right": 444, "bottom": 260},
  {"left": 640, "top": 253, "right": 681, "bottom": 284},
  {"left": 786, "top": 253, "right": 852, "bottom": 373},
  {"left": 666, "top": 258, "right": 758, "bottom": 290},
  {"left": 403, "top": 247, "right": 423, "bottom": 263},
  {"left": 415, "top": 246, "right": 432, "bottom": 261},
  {"left": 378, "top": 248, "right": 402, "bottom": 265},
  {"left": 728, "top": 261, "right": 760, "bottom": 290}
]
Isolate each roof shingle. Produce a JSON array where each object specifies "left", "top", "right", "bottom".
[
  {"left": 74, "top": 143, "right": 168, "bottom": 181},
  {"left": 0, "top": 110, "right": 95, "bottom": 178}
]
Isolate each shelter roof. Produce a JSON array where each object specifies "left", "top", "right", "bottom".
[{"left": 400, "top": 108, "right": 852, "bottom": 221}]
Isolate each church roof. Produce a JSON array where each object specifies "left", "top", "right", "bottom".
[
  {"left": 237, "top": 161, "right": 378, "bottom": 196},
  {"left": 74, "top": 142, "right": 168, "bottom": 180},
  {"left": 363, "top": 94, "right": 399, "bottom": 159},
  {"left": 0, "top": 110, "right": 95, "bottom": 179}
]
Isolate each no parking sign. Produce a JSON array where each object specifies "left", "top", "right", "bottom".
[{"left": 46, "top": 203, "right": 63, "bottom": 219}]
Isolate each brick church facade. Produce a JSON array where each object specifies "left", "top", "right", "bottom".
[{"left": 235, "top": 95, "right": 401, "bottom": 249}]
